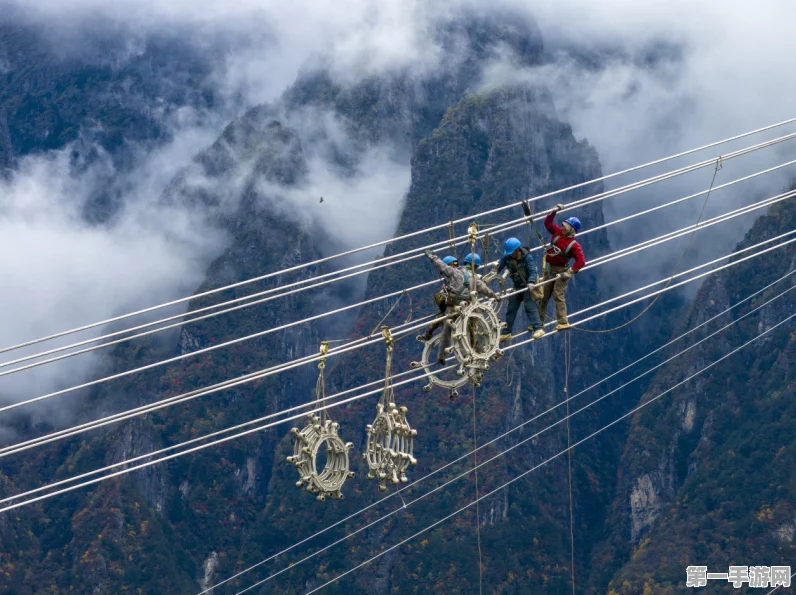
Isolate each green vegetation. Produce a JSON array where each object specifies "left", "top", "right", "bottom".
[{"left": 2, "top": 19, "right": 794, "bottom": 592}]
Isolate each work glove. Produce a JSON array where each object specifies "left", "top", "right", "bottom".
[
  {"left": 554, "top": 203, "right": 565, "bottom": 212},
  {"left": 559, "top": 268, "right": 574, "bottom": 281},
  {"left": 424, "top": 249, "right": 434, "bottom": 259}
]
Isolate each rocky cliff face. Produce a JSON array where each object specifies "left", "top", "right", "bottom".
[
  {"left": 593, "top": 198, "right": 796, "bottom": 594},
  {"left": 0, "top": 15, "right": 226, "bottom": 221},
  {"left": 282, "top": 11, "right": 545, "bottom": 160},
  {"left": 0, "top": 11, "right": 569, "bottom": 594},
  {"left": 0, "top": 17, "right": 217, "bottom": 161},
  {"left": 3, "top": 7, "right": 792, "bottom": 595},
  {"left": 276, "top": 81, "right": 639, "bottom": 595}
]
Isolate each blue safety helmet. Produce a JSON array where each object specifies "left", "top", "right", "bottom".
[
  {"left": 442, "top": 255, "right": 458, "bottom": 265},
  {"left": 463, "top": 253, "right": 481, "bottom": 267},
  {"left": 564, "top": 217, "right": 581, "bottom": 232},
  {"left": 503, "top": 237, "right": 522, "bottom": 256}
]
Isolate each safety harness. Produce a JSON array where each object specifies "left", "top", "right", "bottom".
[
  {"left": 548, "top": 234, "right": 579, "bottom": 259},
  {"left": 453, "top": 270, "right": 473, "bottom": 303},
  {"left": 507, "top": 249, "right": 532, "bottom": 286}
]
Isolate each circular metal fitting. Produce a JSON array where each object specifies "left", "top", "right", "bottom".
[
  {"left": 452, "top": 300, "right": 503, "bottom": 367},
  {"left": 364, "top": 402, "right": 417, "bottom": 492},
  {"left": 411, "top": 332, "right": 472, "bottom": 393},
  {"left": 287, "top": 414, "right": 354, "bottom": 502},
  {"left": 481, "top": 269, "right": 509, "bottom": 314},
  {"left": 410, "top": 301, "right": 502, "bottom": 396}
]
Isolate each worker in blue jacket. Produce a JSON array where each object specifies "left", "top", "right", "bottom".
[{"left": 496, "top": 237, "right": 545, "bottom": 342}]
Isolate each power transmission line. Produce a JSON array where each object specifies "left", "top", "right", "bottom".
[
  {"left": 301, "top": 313, "right": 796, "bottom": 594},
  {"left": 3, "top": 120, "right": 795, "bottom": 358},
  {"left": 4, "top": 154, "right": 793, "bottom": 375},
  {"left": 483, "top": 189, "right": 796, "bottom": 308},
  {"left": 2, "top": 246, "right": 792, "bottom": 513},
  {"left": 5, "top": 228, "right": 792, "bottom": 464},
  {"left": 3, "top": 184, "right": 791, "bottom": 417},
  {"left": 216, "top": 274, "right": 796, "bottom": 594},
  {"left": 200, "top": 269, "right": 795, "bottom": 594},
  {"left": 4, "top": 231, "right": 794, "bottom": 464}
]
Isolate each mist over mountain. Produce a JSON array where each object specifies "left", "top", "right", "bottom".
[{"left": 0, "top": 2, "right": 794, "bottom": 593}]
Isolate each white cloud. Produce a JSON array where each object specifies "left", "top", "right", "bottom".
[
  {"left": 262, "top": 147, "right": 411, "bottom": 251},
  {"left": 477, "top": 0, "right": 796, "bottom": 287},
  {"left": 0, "top": 112, "right": 228, "bottom": 406},
  {"left": 16, "top": 0, "right": 790, "bottom": 197},
  {"left": 3, "top": 0, "right": 795, "bottom": 409}
]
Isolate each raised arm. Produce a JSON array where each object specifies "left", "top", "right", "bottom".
[
  {"left": 496, "top": 254, "right": 508, "bottom": 273},
  {"left": 426, "top": 251, "right": 457, "bottom": 279},
  {"left": 544, "top": 210, "right": 563, "bottom": 236}
]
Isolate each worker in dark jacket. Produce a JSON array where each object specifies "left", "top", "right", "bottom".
[
  {"left": 417, "top": 255, "right": 458, "bottom": 342},
  {"left": 539, "top": 204, "right": 586, "bottom": 330},
  {"left": 496, "top": 238, "right": 545, "bottom": 342},
  {"left": 424, "top": 250, "right": 497, "bottom": 365}
]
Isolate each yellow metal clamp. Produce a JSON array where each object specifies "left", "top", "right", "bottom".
[
  {"left": 381, "top": 326, "right": 394, "bottom": 350},
  {"left": 318, "top": 341, "right": 329, "bottom": 369},
  {"left": 467, "top": 221, "right": 478, "bottom": 243}
]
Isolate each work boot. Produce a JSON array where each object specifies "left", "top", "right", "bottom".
[
  {"left": 531, "top": 328, "right": 546, "bottom": 340},
  {"left": 555, "top": 322, "right": 572, "bottom": 331},
  {"left": 499, "top": 333, "right": 512, "bottom": 343},
  {"left": 416, "top": 331, "right": 433, "bottom": 343}
]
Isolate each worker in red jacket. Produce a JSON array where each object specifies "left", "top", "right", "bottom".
[{"left": 538, "top": 204, "right": 586, "bottom": 330}]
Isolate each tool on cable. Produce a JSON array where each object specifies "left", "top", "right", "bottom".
[
  {"left": 364, "top": 327, "right": 417, "bottom": 492},
  {"left": 287, "top": 341, "right": 354, "bottom": 501}
]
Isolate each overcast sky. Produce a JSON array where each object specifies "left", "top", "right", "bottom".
[{"left": 2, "top": 0, "right": 795, "bottom": 410}]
